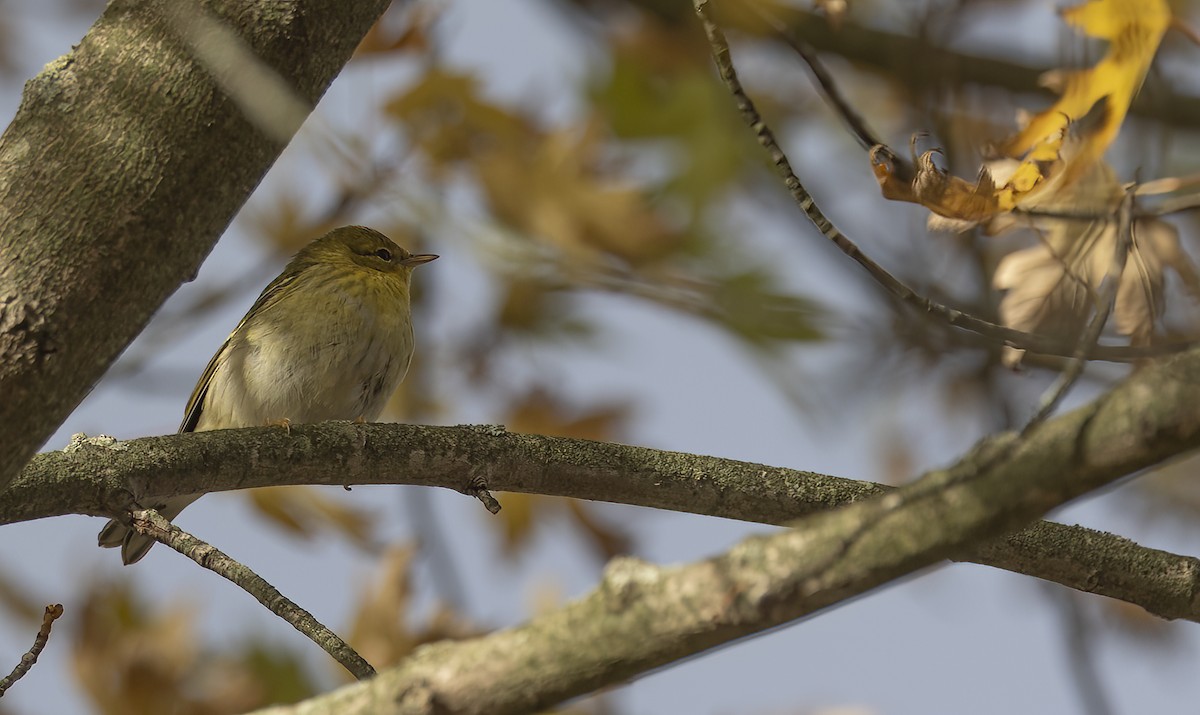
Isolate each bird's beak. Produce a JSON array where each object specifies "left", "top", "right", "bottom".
[{"left": 401, "top": 254, "right": 439, "bottom": 267}]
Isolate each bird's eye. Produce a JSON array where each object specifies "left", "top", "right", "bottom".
[{"left": 374, "top": 248, "right": 392, "bottom": 261}]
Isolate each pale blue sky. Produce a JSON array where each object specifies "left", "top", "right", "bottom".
[{"left": 1, "top": 1, "right": 1198, "bottom": 714}]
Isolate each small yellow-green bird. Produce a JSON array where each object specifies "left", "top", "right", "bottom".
[{"left": 99, "top": 226, "right": 437, "bottom": 564}]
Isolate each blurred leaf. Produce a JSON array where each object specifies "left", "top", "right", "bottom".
[
  {"left": 385, "top": 68, "right": 535, "bottom": 169},
  {"left": 475, "top": 122, "right": 683, "bottom": 264},
  {"left": 344, "top": 545, "right": 476, "bottom": 676},
  {"left": 223, "top": 643, "right": 317, "bottom": 707},
  {"left": 506, "top": 388, "right": 630, "bottom": 442},
  {"left": 813, "top": 0, "right": 848, "bottom": 28},
  {"left": 1099, "top": 597, "right": 1179, "bottom": 645},
  {"left": 72, "top": 581, "right": 200, "bottom": 715},
  {"left": 345, "top": 545, "right": 417, "bottom": 669},
  {"left": 70, "top": 580, "right": 320, "bottom": 715},
  {"left": 498, "top": 279, "right": 567, "bottom": 333},
  {"left": 590, "top": 24, "right": 752, "bottom": 208},
  {"left": 246, "top": 486, "right": 379, "bottom": 551},
  {"left": 711, "top": 271, "right": 824, "bottom": 344},
  {"left": 564, "top": 498, "right": 632, "bottom": 561},
  {"left": 354, "top": 3, "right": 439, "bottom": 59},
  {"left": 494, "top": 490, "right": 540, "bottom": 556},
  {"left": 247, "top": 191, "right": 338, "bottom": 255},
  {"left": 390, "top": 65, "right": 686, "bottom": 263}
]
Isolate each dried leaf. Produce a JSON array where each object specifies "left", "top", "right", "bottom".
[
  {"left": 874, "top": 0, "right": 1171, "bottom": 224},
  {"left": 992, "top": 208, "right": 1197, "bottom": 362}
]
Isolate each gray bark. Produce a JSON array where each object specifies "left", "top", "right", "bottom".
[{"left": 0, "top": 0, "right": 391, "bottom": 489}]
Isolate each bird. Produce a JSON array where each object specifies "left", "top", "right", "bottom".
[{"left": 98, "top": 225, "right": 437, "bottom": 564}]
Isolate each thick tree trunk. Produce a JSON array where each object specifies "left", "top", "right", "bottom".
[{"left": 0, "top": 0, "right": 390, "bottom": 489}]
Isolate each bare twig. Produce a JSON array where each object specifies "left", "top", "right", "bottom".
[
  {"left": 130, "top": 508, "right": 376, "bottom": 680},
  {"left": 692, "top": 0, "right": 1194, "bottom": 363},
  {"left": 0, "top": 604, "right": 63, "bottom": 697},
  {"left": 746, "top": 3, "right": 888, "bottom": 153}
]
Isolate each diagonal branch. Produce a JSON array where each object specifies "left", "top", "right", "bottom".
[
  {"left": 130, "top": 508, "right": 375, "bottom": 680},
  {"left": 245, "top": 339, "right": 1200, "bottom": 715}
]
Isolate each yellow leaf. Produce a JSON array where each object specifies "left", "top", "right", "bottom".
[
  {"left": 873, "top": 0, "right": 1171, "bottom": 224},
  {"left": 999, "top": 0, "right": 1170, "bottom": 169}
]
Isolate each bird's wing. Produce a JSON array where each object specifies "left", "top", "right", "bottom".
[{"left": 178, "top": 268, "right": 303, "bottom": 433}]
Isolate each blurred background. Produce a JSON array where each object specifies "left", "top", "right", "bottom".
[{"left": 2, "top": 0, "right": 1200, "bottom": 713}]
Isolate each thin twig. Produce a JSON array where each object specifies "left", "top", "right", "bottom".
[
  {"left": 1020, "top": 191, "right": 1135, "bottom": 436},
  {"left": 692, "top": 0, "right": 1194, "bottom": 363},
  {"left": 746, "top": 3, "right": 887, "bottom": 153},
  {"left": 130, "top": 508, "right": 376, "bottom": 680},
  {"left": 0, "top": 604, "right": 64, "bottom": 697}
]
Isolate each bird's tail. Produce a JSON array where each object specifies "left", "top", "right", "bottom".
[{"left": 97, "top": 495, "right": 200, "bottom": 565}]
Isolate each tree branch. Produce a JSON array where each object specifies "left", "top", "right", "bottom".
[
  {"left": 244, "top": 342, "right": 1200, "bottom": 715},
  {"left": 129, "top": 508, "right": 375, "bottom": 680},
  {"left": 9, "top": 341, "right": 1200, "bottom": 623},
  {"left": 0, "top": 0, "right": 393, "bottom": 490}
]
